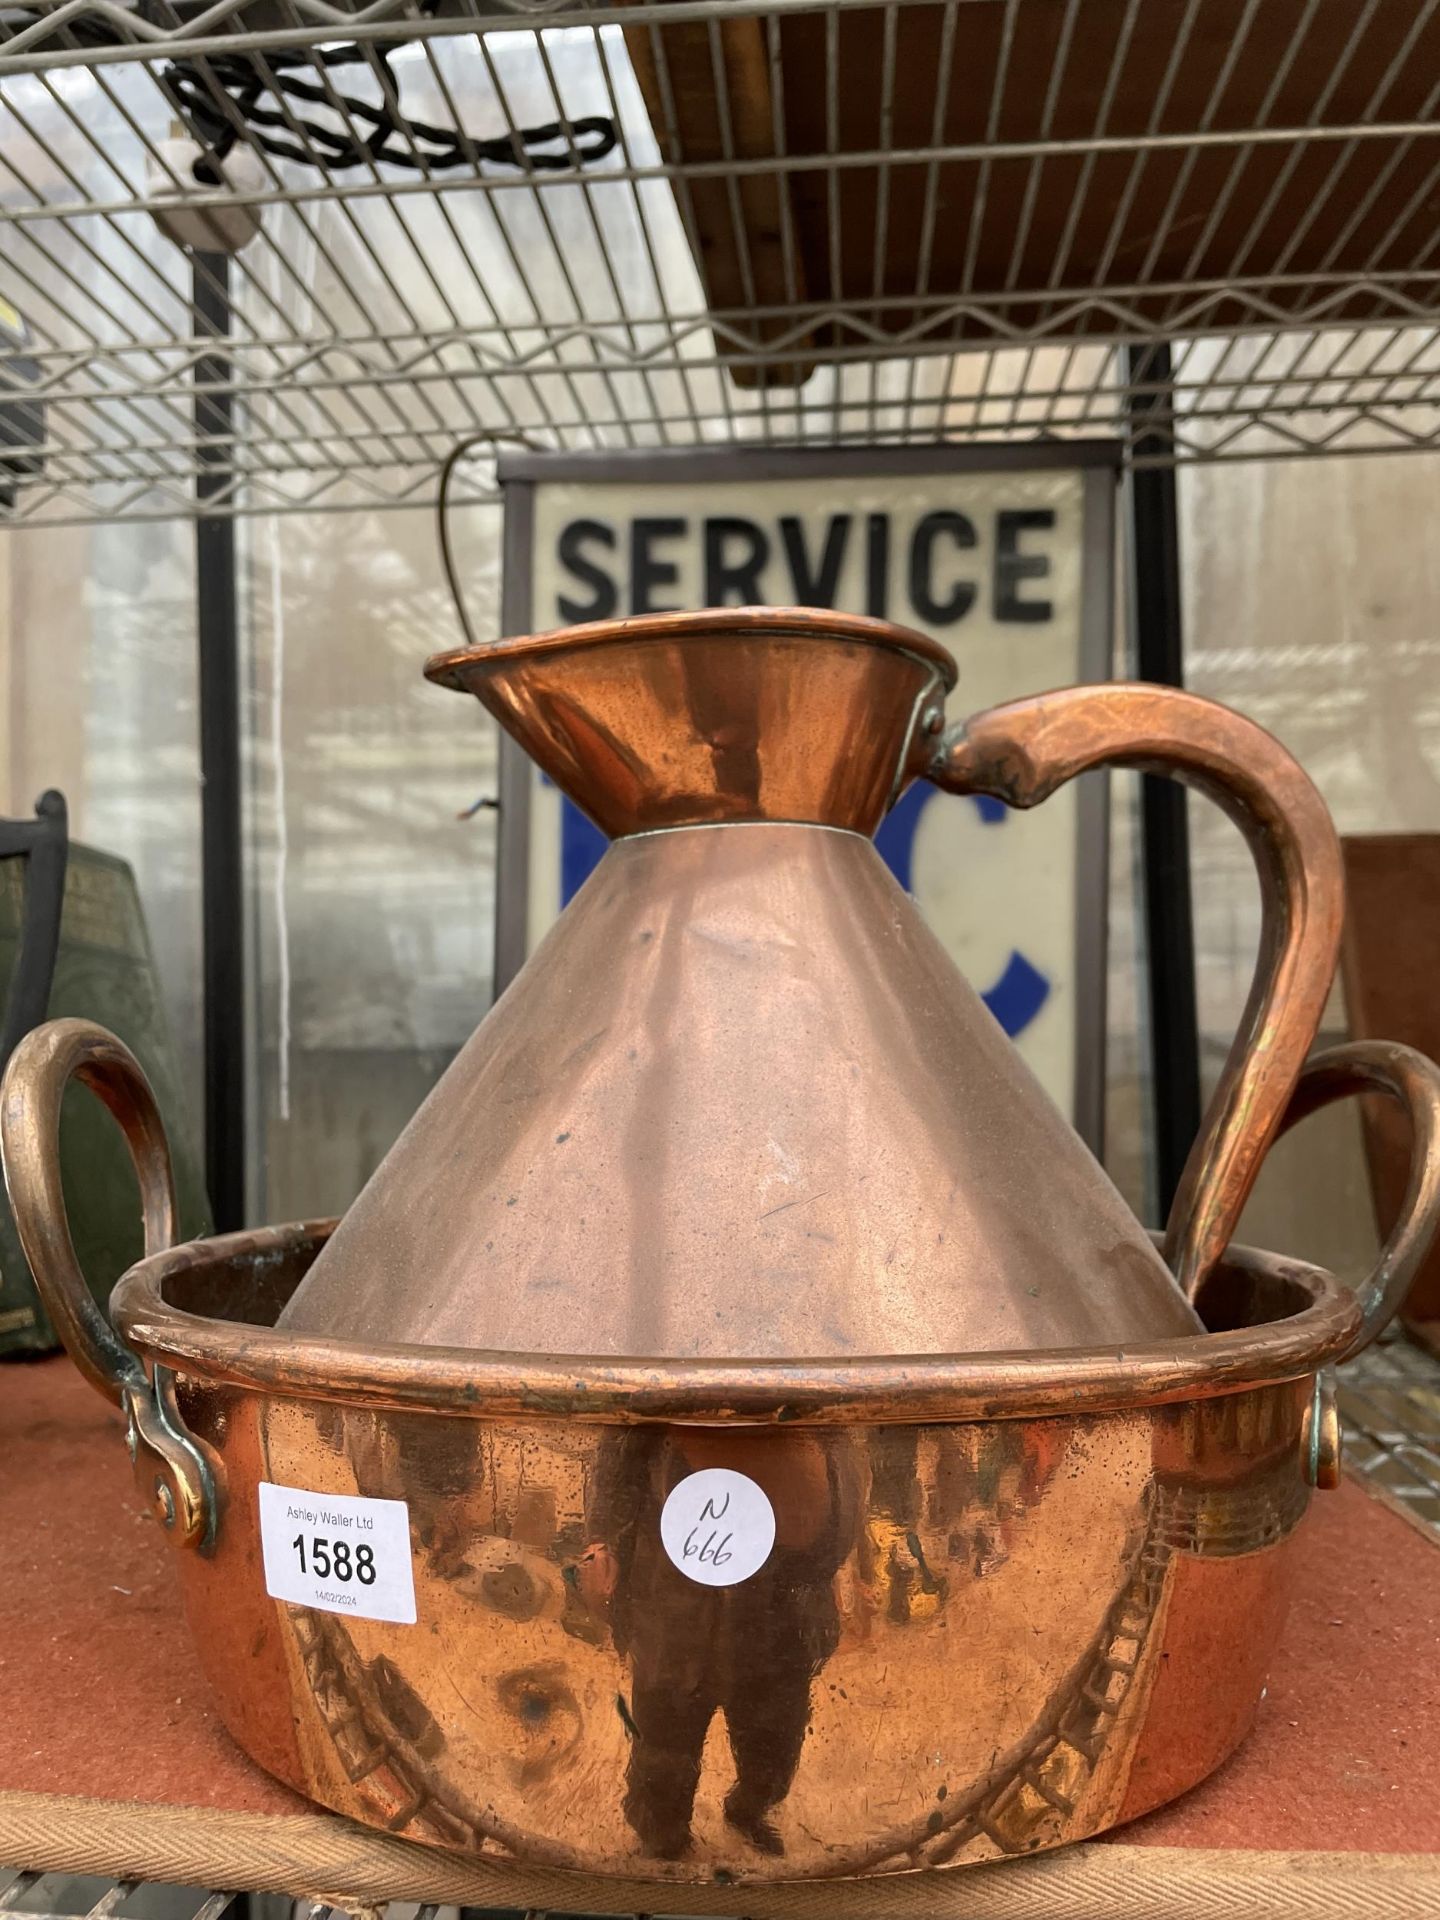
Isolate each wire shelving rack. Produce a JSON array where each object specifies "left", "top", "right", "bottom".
[
  {"left": 1, "top": 0, "right": 1440, "bottom": 525},
  {"left": 2, "top": 20, "right": 1437, "bottom": 1916}
]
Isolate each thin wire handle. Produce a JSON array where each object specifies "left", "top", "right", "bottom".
[{"left": 436, "top": 431, "right": 541, "bottom": 654}]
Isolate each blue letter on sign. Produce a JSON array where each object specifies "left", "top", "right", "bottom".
[{"left": 871, "top": 787, "right": 1051, "bottom": 1040}]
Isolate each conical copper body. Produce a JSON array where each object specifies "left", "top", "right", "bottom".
[{"left": 282, "top": 610, "right": 1198, "bottom": 1357}]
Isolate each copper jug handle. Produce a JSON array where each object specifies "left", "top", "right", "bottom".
[
  {"left": 929, "top": 682, "right": 1344, "bottom": 1303},
  {"left": 0, "top": 1015, "right": 214, "bottom": 1548},
  {"left": 1276, "top": 1040, "right": 1440, "bottom": 1364}
]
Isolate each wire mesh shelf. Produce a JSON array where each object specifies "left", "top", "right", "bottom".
[
  {"left": 1338, "top": 1328, "right": 1440, "bottom": 1536},
  {"left": 0, "top": 1874, "right": 427, "bottom": 1920},
  {"left": 0, "top": 1872, "right": 649, "bottom": 1920},
  {"left": 2, "top": 0, "right": 1440, "bottom": 523},
  {"left": 0, "top": 1880, "right": 244, "bottom": 1920}
]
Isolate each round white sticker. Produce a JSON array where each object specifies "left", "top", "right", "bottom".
[{"left": 660, "top": 1467, "right": 776, "bottom": 1588}]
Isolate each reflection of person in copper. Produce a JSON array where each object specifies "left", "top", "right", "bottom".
[
  {"left": 929, "top": 1420, "right": 1074, "bottom": 1571},
  {"left": 577, "top": 1428, "right": 865, "bottom": 1861},
  {"left": 337, "top": 1408, "right": 482, "bottom": 1575}
]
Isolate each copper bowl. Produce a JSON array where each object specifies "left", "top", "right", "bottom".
[
  {"left": 9, "top": 618, "right": 1440, "bottom": 1883},
  {"left": 4, "top": 1026, "right": 1439, "bottom": 1884}
]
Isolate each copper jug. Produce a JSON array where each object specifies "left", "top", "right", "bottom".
[
  {"left": 282, "top": 607, "right": 1331, "bottom": 1356},
  {"left": 5, "top": 607, "right": 1440, "bottom": 1884}
]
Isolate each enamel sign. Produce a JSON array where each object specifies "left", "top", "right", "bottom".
[{"left": 497, "top": 446, "right": 1117, "bottom": 1142}]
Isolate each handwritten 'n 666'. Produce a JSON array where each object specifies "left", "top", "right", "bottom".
[{"left": 683, "top": 1490, "right": 735, "bottom": 1568}]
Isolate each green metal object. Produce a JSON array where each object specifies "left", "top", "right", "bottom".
[{"left": 0, "top": 836, "right": 209, "bottom": 1356}]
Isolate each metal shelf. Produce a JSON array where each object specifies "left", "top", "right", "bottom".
[
  {"left": 0, "top": 1877, "right": 242, "bottom": 1920},
  {"left": 2, "top": 0, "right": 1440, "bottom": 523},
  {"left": 1339, "top": 1328, "right": 1440, "bottom": 1535}
]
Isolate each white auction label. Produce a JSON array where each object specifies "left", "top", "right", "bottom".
[
  {"left": 660, "top": 1468, "right": 776, "bottom": 1587},
  {"left": 258, "top": 1480, "right": 417, "bottom": 1625}
]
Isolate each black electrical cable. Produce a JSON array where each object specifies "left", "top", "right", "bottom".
[
  {"left": 434, "top": 430, "right": 542, "bottom": 822},
  {"left": 1, "top": 2, "right": 617, "bottom": 173},
  {"left": 158, "top": 44, "right": 617, "bottom": 177}
]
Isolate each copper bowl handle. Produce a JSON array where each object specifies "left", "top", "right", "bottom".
[
  {"left": 1277, "top": 1040, "right": 1440, "bottom": 1364},
  {"left": 929, "top": 682, "right": 1344, "bottom": 1304},
  {"left": 0, "top": 1016, "right": 214, "bottom": 1547}
]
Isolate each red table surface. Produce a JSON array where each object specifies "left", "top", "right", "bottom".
[{"left": 3, "top": 1356, "right": 1438, "bottom": 1853}]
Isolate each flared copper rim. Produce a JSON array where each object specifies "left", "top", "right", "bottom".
[
  {"left": 423, "top": 605, "right": 960, "bottom": 693},
  {"left": 112, "top": 1221, "right": 1362, "bottom": 1425}
]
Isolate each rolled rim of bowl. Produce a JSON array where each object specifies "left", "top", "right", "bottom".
[{"left": 109, "top": 1219, "right": 1364, "bottom": 1426}]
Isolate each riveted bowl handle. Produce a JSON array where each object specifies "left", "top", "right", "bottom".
[
  {"left": 930, "top": 682, "right": 1344, "bottom": 1305},
  {"left": 0, "top": 1017, "right": 214, "bottom": 1548},
  {"left": 1278, "top": 1040, "right": 1440, "bottom": 1363}
]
